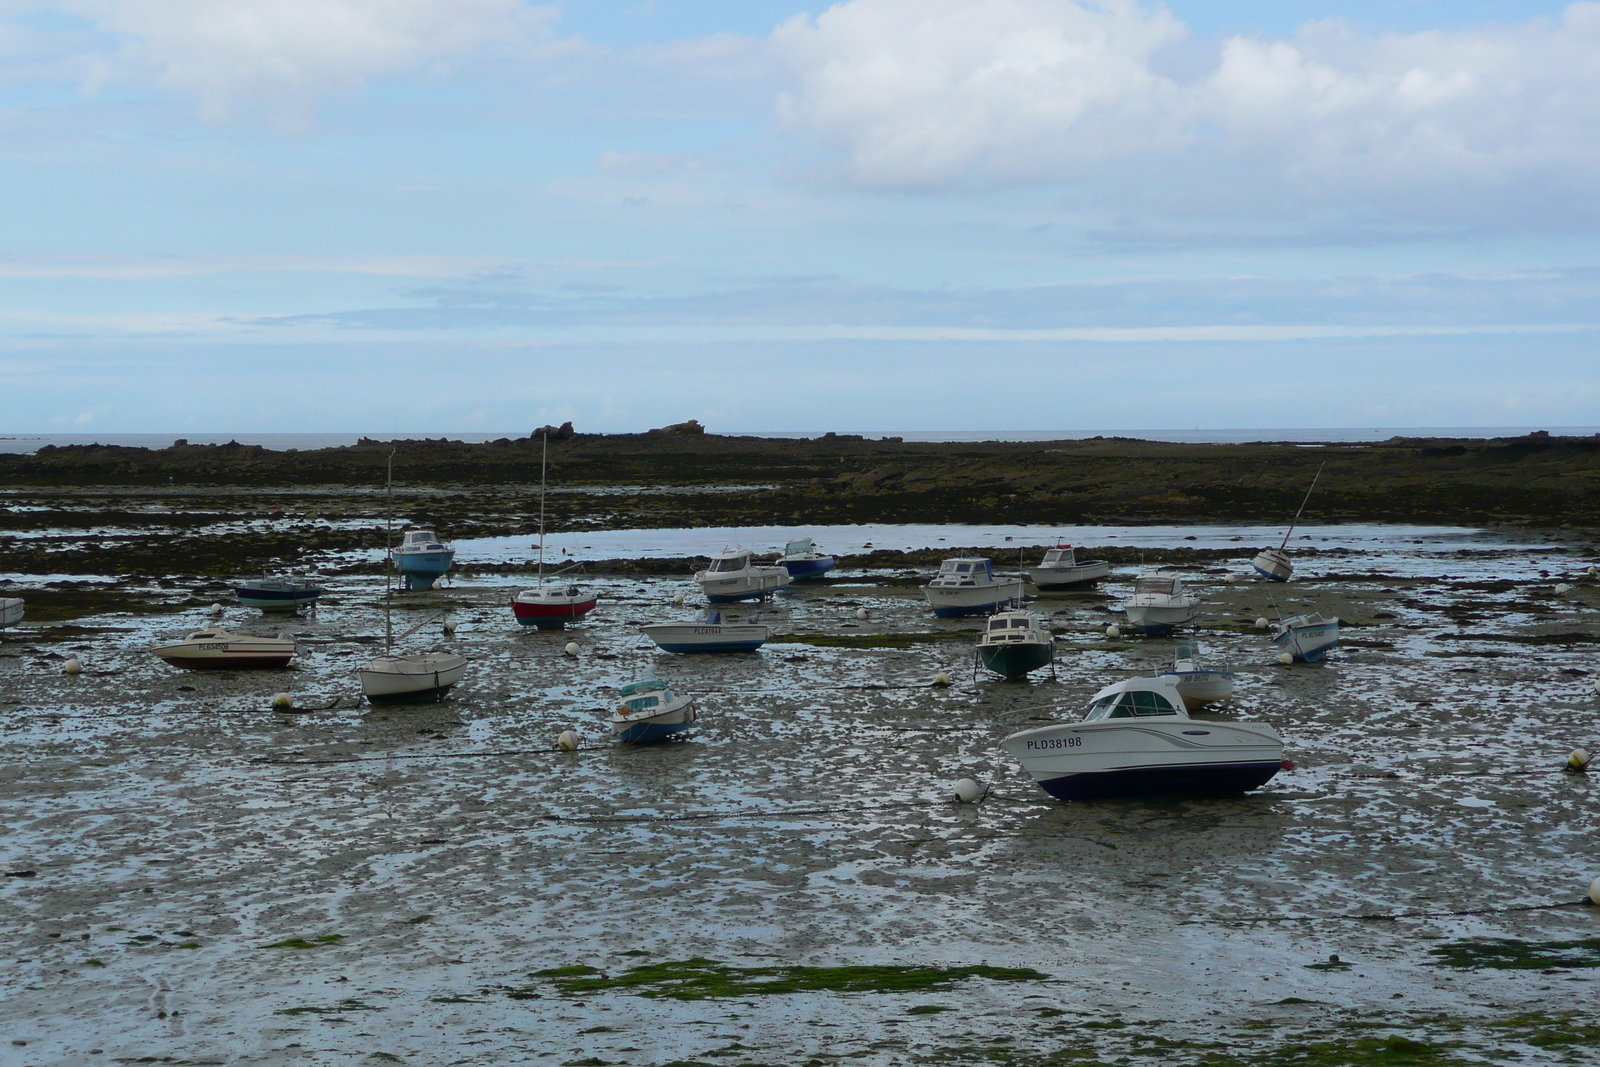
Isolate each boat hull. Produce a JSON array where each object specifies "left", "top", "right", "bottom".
[
  {"left": 641, "top": 623, "right": 768, "bottom": 654},
  {"left": 358, "top": 654, "right": 468, "bottom": 704},
  {"left": 611, "top": 702, "right": 697, "bottom": 744},
  {"left": 1123, "top": 602, "right": 1200, "bottom": 635},
  {"left": 779, "top": 556, "right": 835, "bottom": 580},
  {"left": 1165, "top": 670, "right": 1236, "bottom": 706},
  {"left": 1274, "top": 618, "right": 1339, "bottom": 662},
  {"left": 1252, "top": 548, "right": 1292, "bottom": 582},
  {"left": 394, "top": 550, "right": 454, "bottom": 590},
  {"left": 0, "top": 598, "right": 22, "bottom": 629},
  {"left": 236, "top": 583, "right": 324, "bottom": 612},
  {"left": 1028, "top": 561, "right": 1111, "bottom": 589},
  {"left": 924, "top": 580, "right": 1025, "bottom": 618},
  {"left": 151, "top": 639, "right": 296, "bottom": 670},
  {"left": 1004, "top": 720, "right": 1284, "bottom": 801},
  {"left": 977, "top": 641, "right": 1054, "bottom": 680},
  {"left": 512, "top": 595, "right": 598, "bottom": 629},
  {"left": 696, "top": 570, "right": 791, "bottom": 602}
]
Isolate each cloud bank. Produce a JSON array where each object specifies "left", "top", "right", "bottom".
[{"left": 774, "top": 0, "right": 1600, "bottom": 225}]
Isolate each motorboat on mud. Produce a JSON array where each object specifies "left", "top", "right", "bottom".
[
  {"left": 774, "top": 537, "right": 835, "bottom": 580},
  {"left": 1028, "top": 545, "right": 1111, "bottom": 590},
  {"left": 1272, "top": 612, "right": 1339, "bottom": 662},
  {"left": 694, "top": 547, "right": 791, "bottom": 603},
  {"left": 1122, "top": 572, "right": 1201, "bottom": 636},
  {"left": 392, "top": 529, "right": 455, "bottom": 590},
  {"left": 923, "top": 558, "right": 1025, "bottom": 618},
  {"left": 150, "top": 628, "right": 296, "bottom": 670},
  {"left": 1157, "top": 643, "right": 1236, "bottom": 706},
  {"left": 1002, "top": 674, "right": 1285, "bottom": 801},
  {"left": 641, "top": 610, "right": 768, "bottom": 653},
  {"left": 610, "top": 679, "right": 698, "bottom": 744},
  {"left": 975, "top": 609, "right": 1055, "bottom": 680}
]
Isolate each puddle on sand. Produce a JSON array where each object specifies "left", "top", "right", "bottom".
[{"left": 1, "top": 523, "right": 1598, "bottom": 1064}]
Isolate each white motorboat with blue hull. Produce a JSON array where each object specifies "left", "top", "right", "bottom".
[
  {"left": 1122, "top": 572, "right": 1201, "bottom": 636},
  {"left": 1157, "top": 643, "right": 1235, "bottom": 706},
  {"left": 642, "top": 612, "right": 768, "bottom": 653},
  {"left": 695, "top": 547, "right": 791, "bottom": 603},
  {"left": 775, "top": 537, "right": 835, "bottom": 580},
  {"left": 392, "top": 529, "right": 455, "bottom": 590},
  {"left": 610, "top": 679, "right": 697, "bottom": 744},
  {"left": 236, "top": 578, "right": 325, "bottom": 612},
  {"left": 924, "top": 558, "right": 1025, "bottom": 618},
  {"left": 1002, "top": 675, "right": 1284, "bottom": 802},
  {"left": 1273, "top": 612, "right": 1339, "bottom": 662}
]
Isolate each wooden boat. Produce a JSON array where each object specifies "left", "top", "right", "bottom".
[
  {"left": 975, "top": 610, "right": 1054, "bottom": 680},
  {"left": 150, "top": 628, "right": 295, "bottom": 670}
]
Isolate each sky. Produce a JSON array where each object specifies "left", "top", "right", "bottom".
[{"left": 0, "top": 0, "right": 1597, "bottom": 435}]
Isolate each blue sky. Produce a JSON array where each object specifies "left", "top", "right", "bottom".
[{"left": 0, "top": 0, "right": 1596, "bottom": 434}]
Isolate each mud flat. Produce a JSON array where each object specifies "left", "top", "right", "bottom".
[{"left": 2, "top": 510, "right": 1599, "bottom": 1064}]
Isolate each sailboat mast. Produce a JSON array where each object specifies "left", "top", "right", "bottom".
[
  {"left": 1278, "top": 461, "right": 1325, "bottom": 552},
  {"left": 537, "top": 431, "right": 548, "bottom": 588},
  {"left": 384, "top": 449, "right": 395, "bottom": 654}
]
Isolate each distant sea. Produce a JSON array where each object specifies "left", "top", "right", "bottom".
[{"left": 0, "top": 427, "right": 1594, "bottom": 455}]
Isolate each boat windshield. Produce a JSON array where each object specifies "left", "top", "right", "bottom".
[
  {"left": 405, "top": 531, "right": 437, "bottom": 544},
  {"left": 989, "top": 618, "right": 1009, "bottom": 631},
  {"left": 785, "top": 538, "right": 813, "bottom": 556},
  {"left": 709, "top": 555, "right": 747, "bottom": 573},
  {"left": 1134, "top": 577, "right": 1176, "bottom": 596},
  {"left": 1043, "top": 548, "right": 1073, "bottom": 565},
  {"left": 625, "top": 695, "right": 660, "bottom": 713},
  {"left": 1175, "top": 644, "right": 1198, "bottom": 660},
  {"left": 1082, "top": 689, "right": 1179, "bottom": 721}
]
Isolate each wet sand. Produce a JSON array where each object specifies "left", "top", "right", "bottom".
[{"left": 3, "top": 516, "right": 1599, "bottom": 1065}]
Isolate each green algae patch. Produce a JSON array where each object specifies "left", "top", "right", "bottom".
[
  {"left": 81, "top": 958, "right": 105, "bottom": 967},
  {"left": 1488, "top": 1011, "right": 1600, "bottom": 1049},
  {"left": 770, "top": 631, "right": 968, "bottom": 650},
  {"left": 908, "top": 1005, "right": 953, "bottom": 1015},
  {"left": 1428, "top": 936, "right": 1600, "bottom": 971},
  {"left": 277, "top": 999, "right": 383, "bottom": 1016},
  {"left": 1195, "top": 1033, "right": 1455, "bottom": 1066},
  {"left": 263, "top": 934, "right": 344, "bottom": 950},
  {"left": 531, "top": 958, "right": 1047, "bottom": 1000}
]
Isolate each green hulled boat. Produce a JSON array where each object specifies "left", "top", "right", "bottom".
[{"left": 975, "top": 610, "right": 1055, "bottom": 680}]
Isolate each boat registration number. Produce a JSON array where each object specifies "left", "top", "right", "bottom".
[
  {"left": 198, "top": 643, "right": 230, "bottom": 651},
  {"left": 1027, "top": 735, "right": 1082, "bottom": 750},
  {"left": 691, "top": 627, "right": 723, "bottom": 635}
]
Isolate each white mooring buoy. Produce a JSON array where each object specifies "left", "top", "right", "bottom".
[
  {"left": 557, "top": 730, "right": 579, "bottom": 752},
  {"left": 443, "top": 618, "right": 456, "bottom": 636},
  {"left": 856, "top": 607, "right": 869, "bottom": 620},
  {"left": 954, "top": 778, "right": 983, "bottom": 804},
  {"left": 208, "top": 602, "right": 224, "bottom": 616},
  {"left": 1277, "top": 652, "right": 1295, "bottom": 666},
  {"left": 1555, "top": 583, "right": 1573, "bottom": 595},
  {"left": 933, "top": 672, "right": 951, "bottom": 687},
  {"left": 1254, "top": 617, "right": 1270, "bottom": 631},
  {"left": 564, "top": 642, "right": 579, "bottom": 657},
  {"left": 63, "top": 657, "right": 82, "bottom": 675},
  {"left": 1589, "top": 877, "right": 1600, "bottom": 906},
  {"left": 672, "top": 592, "right": 685, "bottom": 606},
  {"left": 1569, "top": 748, "right": 1591, "bottom": 772},
  {"left": 271, "top": 692, "right": 292, "bottom": 710},
  {"left": 1105, "top": 624, "right": 1121, "bottom": 639}
]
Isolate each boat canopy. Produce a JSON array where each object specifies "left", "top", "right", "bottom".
[
  {"left": 784, "top": 537, "right": 815, "bottom": 557},
  {"left": 938, "top": 558, "right": 992, "bottom": 578},
  {"left": 989, "top": 615, "right": 1036, "bottom": 631},
  {"left": 619, "top": 679, "right": 670, "bottom": 697},
  {"left": 402, "top": 530, "right": 439, "bottom": 545},
  {"left": 1042, "top": 546, "right": 1076, "bottom": 564},
  {"left": 1083, "top": 688, "right": 1181, "bottom": 721},
  {"left": 1133, "top": 575, "right": 1180, "bottom": 596},
  {"left": 707, "top": 548, "right": 751, "bottom": 573}
]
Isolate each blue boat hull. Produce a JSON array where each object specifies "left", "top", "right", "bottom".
[
  {"left": 781, "top": 557, "right": 835, "bottom": 580},
  {"left": 396, "top": 551, "right": 454, "bottom": 590},
  {"left": 1252, "top": 564, "right": 1290, "bottom": 582},
  {"left": 1274, "top": 624, "right": 1339, "bottom": 662},
  {"left": 1039, "top": 760, "right": 1282, "bottom": 801},
  {"left": 653, "top": 640, "right": 765, "bottom": 654},
  {"left": 1130, "top": 622, "right": 1180, "bottom": 636},
  {"left": 932, "top": 600, "right": 1014, "bottom": 619},
  {"left": 615, "top": 720, "right": 692, "bottom": 744},
  {"left": 236, "top": 587, "right": 323, "bottom": 611},
  {"left": 706, "top": 590, "right": 779, "bottom": 603}
]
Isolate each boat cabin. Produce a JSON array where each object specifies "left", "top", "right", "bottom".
[
  {"left": 1083, "top": 685, "right": 1182, "bottom": 721},
  {"left": 400, "top": 530, "right": 444, "bottom": 550},
  {"left": 618, "top": 679, "right": 675, "bottom": 716},
  {"left": 1041, "top": 546, "right": 1077, "bottom": 566},
  {"left": 783, "top": 537, "right": 816, "bottom": 558},
  {"left": 1133, "top": 574, "right": 1184, "bottom": 597},
  {"left": 933, "top": 558, "right": 995, "bottom": 586},
  {"left": 983, "top": 612, "right": 1047, "bottom": 642},
  {"left": 706, "top": 548, "right": 753, "bottom": 573}
]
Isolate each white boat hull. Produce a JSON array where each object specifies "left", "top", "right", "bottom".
[
  {"left": 1252, "top": 548, "right": 1293, "bottom": 582},
  {"left": 695, "top": 568, "right": 790, "bottom": 603},
  {"left": 1004, "top": 719, "right": 1284, "bottom": 800},
  {"left": 924, "top": 579, "right": 1025, "bottom": 618},
  {"left": 0, "top": 598, "right": 22, "bottom": 629},
  {"left": 1123, "top": 600, "right": 1200, "bottom": 635},
  {"left": 641, "top": 622, "right": 768, "bottom": 653},
  {"left": 1274, "top": 617, "right": 1339, "bottom": 662},
  {"left": 1028, "top": 561, "right": 1112, "bottom": 588},
  {"left": 359, "top": 653, "right": 469, "bottom": 703},
  {"left": 610, "top": 699, "right": 698, "bottom": 743},
  {"left": 1164, "top": 669, "right": 1236, "bottom": 706},
  {"left": 151, "top": 631, "right": 296, "bottom": 670}
]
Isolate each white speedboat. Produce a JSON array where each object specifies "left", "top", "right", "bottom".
[
  {"left": 641, "top": 611, "right": 768, "bottom": 653},
  {"left": 1028, "top": 545, "right": 1111, "bottom": 589},
  {"left": 975, "top": 610, "right": 1054, "bottom": 680},
  {"left": 610, "top": 679, "right": 698, "bottom": 744},
  {"left": 1002, "top": 675, "right": 1285, "bottom": 801},
  {"left": 0, "top": 598, "right": 22, "bottom": 629},
  {"left": 1252, "top": 463, "right": 1324, "bottom": 583},
  {"left": 1158, "top": 643, "right": 1235, "bottom": 706},
  {"left": 924, "top": 557, "right": 1025, "bottom": 618},
  {"left": 358, "top": 652, "right": 469, "bottom": 704},
  {"left": 694, "top": 547, "right": 791, "bottom": 603},
  {"left": 1122, "top": 572, "right": 1201, "bottom": 635},
  {"left": 151, "top": 628, "right": 295, "bottom": 670},
  {"left": 775, "top": 537, "right": 835, "bottom": 580},
  {"left": 1273, "top": 612, "right": 1339, "bottom": 662}
]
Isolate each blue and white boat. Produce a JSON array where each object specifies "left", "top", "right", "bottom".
[
  {"left": 641, "top": 611, "right": 768, "bottom": 653},
  {"left": 236, "top": 577, "right": 324, "bottom": 613},
  {"left": 392, "top": 529, "right": 455, "bottom": 590},
  {"left": 610, "top": 679, "right": 698, "bottom": 744},
  {"left": 694, "top": 546, "right": 790, "bottom": 603},
  {"left": 1272, "top": 612, "right": 1339, "bottom": 662},
  {"left": 775, "top": 537, "right": 836, "bottom": 580},
  {"left": 923, "top": 557, "right": 1025, "bottom": 618},
  {"left": 1157, "top": 643, "right": 1236, "bottom": 706}
]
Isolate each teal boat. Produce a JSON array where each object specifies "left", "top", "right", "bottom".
[{"left": 975, "top": 610, "right": 1055, "bottom": 680}]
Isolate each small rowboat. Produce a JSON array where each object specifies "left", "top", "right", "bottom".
[
  {"left": 358, "top": 652, "right": 469, "bottom": 704},
  {"left": 151, "top": 628, "right": 295, "bottom": 670}
]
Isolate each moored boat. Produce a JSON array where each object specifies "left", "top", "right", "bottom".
[
  {"left": 1028, "top": 545, "right": 1111, "bottom": 589},
  {"left": 641, "top": 611, "right": 768, "bottom": 653},
  {"left": 1272, "top": 612, "right": 1339, "bottom": 662},
  {"left": 609, "top": 679, "right": 697, "bottom": 744},
  {"left": 358, "top": 652, "right": 469, "bottom": 704},
  {"left": 1002, "top": 675, "right": 1285, "bottom": 801},
  {"left": 975, "top": 609, "right": 1055, "bottom": 680},
  {"left": 151, "top": 628, "right": 295, "bottom": 670},
  {"left": 512, "top": 430, "right": 598, "bottom": 629},
  {"left": 1158, "top": 643, "right": 1235, "bottom": 706},
  {"left": 775, "top": 537, "right": 835, "bottom": 580},
  {"left": 392, "top": 529, "right": 455, "bottom": 590},
  {"left": 694, "top": 547, "right": 791, "bottom": 603},
  {"left": 1122, "top": 572, "right": 1201, "bottom": 635},
  {"left": 236, "top": 577, "right": 325, "bottom": 613},
  {"left": 1252, "top": 463, "right": 1324, "bottom": 583},
  {"left": 923, "top": 557, "right": 1025, "bottom": 618},
  {"left": 0, "top": 598, "right": 22, "bottom": 629}
]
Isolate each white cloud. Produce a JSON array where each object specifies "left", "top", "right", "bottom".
[
  {"left": 63, "top": 0, "right": 557, "bottom": 128},
  {"left": 773, "top": 0, "right": 1600, "bottom": 224}
]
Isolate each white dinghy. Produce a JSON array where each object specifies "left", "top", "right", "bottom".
[{"left": 1002, "top": 675, "right": 1285, "bottom": 802}]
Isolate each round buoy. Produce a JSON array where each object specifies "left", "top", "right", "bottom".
[
  {"left": 672, "top": 592, "right": 685, "bottom": 606},
  {"left": 443, "top": 618, "right": 456, "bottom": 636},
  {"left": 954, "top": 778, "right": 983, "bottom": 803},
  {"left": 1570, "top": 748, "right": 1591, "bottom": 772},
  {"left": 856, "top": 607, "right": 868, "bottom": 620},
  {"left": 557, "top": 730, "right": 579, "bottom": 752},
  {"left": 564, "top": 642, "right": 579, "bottom": 657},
  {"left": 933, "top": 672, "right": 951, "bottom": 687},
  {"left": 1593, "top": 677, "right": 1600, "bottom": 696},
  {"left": 1277, "top": 652, "right": 1295, "bottom": 666},
  {"left": 1254, "top": 617, "right": 1270, "bottom": 631},
  {"left": 208, "top": 602, "right": 224, "bottom": 616},
  {"left": 1105, "top": 624, "right": 1121, "bottom": 639},
  {"left": 1590, "top": 877, "right": 1600, "bottom": 906},
  {"left": 63, "top": 657, "right": 82, "bottom": 675},
  {"left": 1555, "top": 583, "right": 1573, "bottom": 595},
  {"left": 271, "top": 692, "right": 293, "bottom": 711}
]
